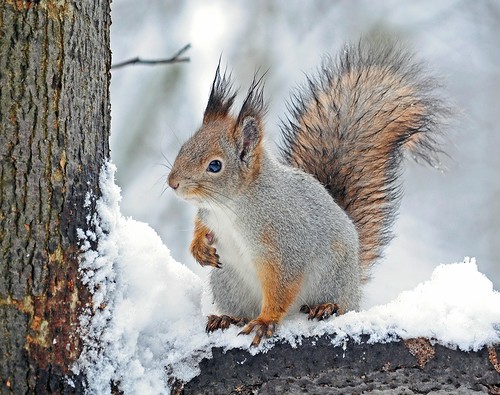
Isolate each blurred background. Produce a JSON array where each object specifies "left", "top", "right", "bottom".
[{"left": 109, "top": 0, "right": 499, "bottom": 308}]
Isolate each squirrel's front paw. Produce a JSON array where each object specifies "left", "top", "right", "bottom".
[
  {"left": 191, "top": 238, "right": 221, "bottom": 268},
  {"left": 197, "top": 245, "right": 221, "bottom": 268},
  {"left": 239, "top": 318, "right": 277, "bottom": 347}
]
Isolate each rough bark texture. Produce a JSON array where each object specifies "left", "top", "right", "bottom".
[
  {"left": 0, "top": 1, "right": 111, "bottom": 392},
  {"left": 180, "top": 336, "right": 500, "bottom": 395}
]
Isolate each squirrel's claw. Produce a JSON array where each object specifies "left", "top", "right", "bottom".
[
  {"left": 193, "top": 245, "right": 222, "bottom": 269},
  {"left": 239, "top": 318, "right": 277, "bottom": 347},
  {"left": 206, "top": 314, "right": 248, "bottom": 333},
  {"left": 300, "top": 303, "right": 344, "bottom": 320},
  {"left": 190, "top": 230, "right": 222, "bottom": 268}
]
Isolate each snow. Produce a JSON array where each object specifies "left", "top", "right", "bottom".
[{"left": 75, "top": 161, "right": 500, "bottom": 394}]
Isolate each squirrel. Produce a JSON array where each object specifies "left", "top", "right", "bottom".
[{"left": 167, "top": 39, "right": 446, "bottom": 346}]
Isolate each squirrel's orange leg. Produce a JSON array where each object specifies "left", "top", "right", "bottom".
[
  {"left": 300, "top": 303, "right": 344, "bottom": 320},
  {"left": 206, "top": 315, "right": 249, "bottom": 332},
  {"left": 190, "top": 216, "right": 221, "bottom": 268},
  {"left": 240, "top": 261, "right": 303, "bottom": 346}
]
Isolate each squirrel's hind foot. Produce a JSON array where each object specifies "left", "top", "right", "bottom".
[
  {"left": 239, "top": 318, "right": 277, "bottom": 347},
  {"left": 300, "top": 303, "right": 344, "bottom": 320},
  {"left": 206, "top": 314, "right": 248, "bottom": 333}
]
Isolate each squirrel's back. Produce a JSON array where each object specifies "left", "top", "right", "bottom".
[{"left": 281, "top": 39, "right": 447, "bottom": 280}]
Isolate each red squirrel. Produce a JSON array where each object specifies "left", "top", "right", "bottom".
[{"left": 168, "top": 39, "right": 447, "bottom": 346}]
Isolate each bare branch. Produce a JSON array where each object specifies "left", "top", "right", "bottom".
[{"left": 111, "top": 43, "right": 191, "bottom": 69}]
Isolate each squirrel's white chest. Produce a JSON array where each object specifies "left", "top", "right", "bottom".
[{"left": 203, "top": 208, "right": 262, "bottom": 299}]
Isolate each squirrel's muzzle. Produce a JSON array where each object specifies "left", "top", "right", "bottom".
[{"left": 167, "top": 172, "right": 180, "bottom": 190}]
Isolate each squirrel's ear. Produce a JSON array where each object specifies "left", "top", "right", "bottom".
[
  {"left": 235, "top": 71, "right": 267, "bottom": 163},
  {"left": 239, "top": 116, "right": 261, "bottom": 163}
]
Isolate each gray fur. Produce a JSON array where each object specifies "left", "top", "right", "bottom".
[{"left": 204, "top": 146, "right": 360, "bottom": 318}]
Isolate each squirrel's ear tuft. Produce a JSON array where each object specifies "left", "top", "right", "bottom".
[
  {"left": 236, "top": 70, "right": 268, "bottom": 126},
  {"left": 203, "top": 60, "right": 237, "bottom": 123}
]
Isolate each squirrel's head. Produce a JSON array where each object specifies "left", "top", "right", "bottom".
[{"left": 168, "top": 63, "right": 267, "bottom": 207}]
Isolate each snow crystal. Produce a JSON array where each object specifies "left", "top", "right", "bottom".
[{"left": 76, "top": 161, "right": 500, "bottom": 394}]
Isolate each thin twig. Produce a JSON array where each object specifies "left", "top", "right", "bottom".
[{"left": 111, "top": 44, "right": 191, "bottom": 69}]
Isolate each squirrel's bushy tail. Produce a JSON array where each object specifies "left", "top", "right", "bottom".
[{"left": 280, "top": 39, "right": 448, "bottom": 280}]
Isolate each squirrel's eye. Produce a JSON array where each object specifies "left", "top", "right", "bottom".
[{"left": 207, "top": 160, "right": 222, "bottom": 173}]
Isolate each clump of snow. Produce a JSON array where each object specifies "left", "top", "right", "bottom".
[
  {"left": 278, "top": 258, "right": 500, "bottom": 352},
  {"left": 76, "top": 161, "right": 500, "bottom": 394}
]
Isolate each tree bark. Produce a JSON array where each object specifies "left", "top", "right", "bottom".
[
  {"left": 180, "top": 336, "right": 500, "bottom": 394},
  {"left": 0, "top": 1, "right": 111, "bottom": 392}
]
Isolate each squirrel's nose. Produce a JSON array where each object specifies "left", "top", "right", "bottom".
[{"left": 167, "top": 174, "right": 179, "bottom": 190}]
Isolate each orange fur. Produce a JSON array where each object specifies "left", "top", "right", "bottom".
[
  {"left": 241, "top": 258, "right": 302, "bottom": 346},
  {"left": 257, "top": 262, "right": 303, "bottom": 323},
  {"left": 190, "top": 216, "right": 220, "bottom": 268},
  {"left": 256, "top": 228, "right": 303, "bottom": 323}
]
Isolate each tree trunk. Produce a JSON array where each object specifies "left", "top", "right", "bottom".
[{"left": 0, "top": 1, "right": 111, "bottom": 392}]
